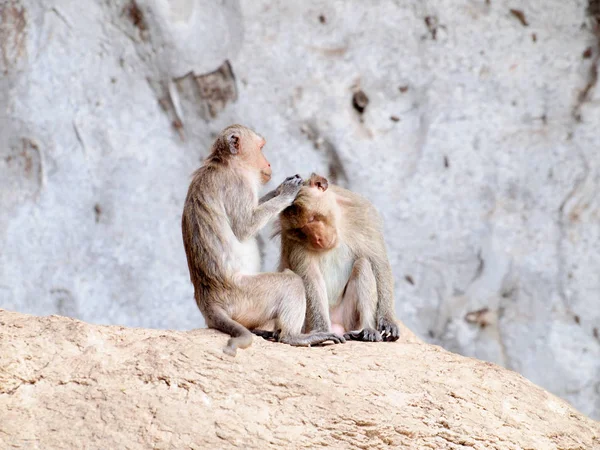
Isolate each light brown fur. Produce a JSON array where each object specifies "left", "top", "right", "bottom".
[
  {"left": 275, "top": 174, "right": 400, "bottom": 342},
  {"left": 181, "top": 126, "right": 344, "bottom": 356}
]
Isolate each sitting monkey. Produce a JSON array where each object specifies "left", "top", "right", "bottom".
[
  {"left": 273, "top": 174, "right": 400, "bottom": 342},
  {"left": 181, "top": 127, "right": 344, "bottom": 356}
]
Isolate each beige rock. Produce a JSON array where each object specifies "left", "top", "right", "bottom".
[{"left": 0, "top": 309, "right": 598, "bottom": 450}]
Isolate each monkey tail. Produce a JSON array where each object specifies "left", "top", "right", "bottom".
[{"left": 206, "top": 305, "right": 253, "bottom": 357}]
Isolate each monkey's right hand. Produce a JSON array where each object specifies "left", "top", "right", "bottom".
[{"left": 275, "top": 174, "right": 303, "bottom": 201}]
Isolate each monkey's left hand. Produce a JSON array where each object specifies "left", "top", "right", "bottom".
[
  {"left": 377, "top": 317, "right": 400, "bottom": 342},
  {"left": 344, "top": 328, "right": 382, "bottom": 342},
  {"left": 275, "top": 174, "right": 304, "bottom": 199}
]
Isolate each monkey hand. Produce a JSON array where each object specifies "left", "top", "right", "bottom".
[
  {"left": 343, "top": 328, "right": 383, "bottom": 342},
  {"left": 275, "top": 174, "right": 303, "bottom": 201},
  {"left": 377, "top": 317, "right": 400, "bottom": 342}
]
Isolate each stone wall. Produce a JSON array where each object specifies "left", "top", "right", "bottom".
[{"left": 1, "top": 0, "right": 599, "bottom": 418}]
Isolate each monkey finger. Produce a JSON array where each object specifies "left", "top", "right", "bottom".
[
  {"left": 386, "top": 324, "right": 400, "bottom": 342},
  {"left": 343, "top": 331, "right": 363, "bottom": 341},
  {"left": 317, "top": 332, "right": 346, "bottom": 344}
]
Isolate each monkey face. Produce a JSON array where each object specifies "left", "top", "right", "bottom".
[
  {"left": 281, "top": 174, "right": 339, "bottom": 252},
  {"left": 249, "top": 135, "right": 271, "bottom": 184},
  {"left": 219, "top": 125, "right": 272, "bottom": 184},
  {"left": 300, "top": 214, "right": 338, "bottom": 251}
]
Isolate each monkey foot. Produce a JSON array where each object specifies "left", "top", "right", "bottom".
[
  {"left": 251, "top": 329, "right": 280, "bottom": 341},
  {"left": 280, "top": 332, "right": 345, "bottom": 347},
  {"left": 344, "top": 328, "right": 382, "bottom": 342},
  {"left": 377, "top": 318, "right": 400, "bottom": 342}
]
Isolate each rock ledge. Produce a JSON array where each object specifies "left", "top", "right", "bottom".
[{"left": 0, "top": 309, "right": 598, "bottom": 449}]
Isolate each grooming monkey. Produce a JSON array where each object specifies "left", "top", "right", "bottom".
[
  {"left": 181, "top": 125, "right": 344, "bottom": 356},
  {"left": 274, "top": 174, "right": 400, "bottom": 342}
]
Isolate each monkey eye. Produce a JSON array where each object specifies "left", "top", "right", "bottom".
[{"left": 307, "top": 215, "right": 315, "bottom": 223}]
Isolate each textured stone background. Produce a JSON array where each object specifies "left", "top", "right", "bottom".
[{"left": 1, "top": 0, "right": 599, "bottom": 419}]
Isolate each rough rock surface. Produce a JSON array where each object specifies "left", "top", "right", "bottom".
[
  {"left": 0, "top": 310, "right": 598, "bottom": 449},
  {"left": 1, "top": 0, "right": 600, "bottom": 419}
]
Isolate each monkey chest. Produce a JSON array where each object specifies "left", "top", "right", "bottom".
[{"left": 318, "top": 247, "right": 354, "bottom": 307}]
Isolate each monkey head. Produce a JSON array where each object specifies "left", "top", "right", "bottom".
[
  {"left": 214, "top": 124, "right": 272, "bottom": 184},
  {"left": 279, "top": 173, "right": 340, "bottom": 252}
]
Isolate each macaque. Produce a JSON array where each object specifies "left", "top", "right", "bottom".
[
  {"left": 275, "top": 174, "right": 400, "bottom": 342},
  {"left": 181, "top": 125, "right": 344, "bottom": 356}
]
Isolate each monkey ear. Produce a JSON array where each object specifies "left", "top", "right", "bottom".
[
  {"left": 309, "top": 173, "right": 328, "bottom": 192},
  {"left": 227, "top": 132, "right": 241, "bottom": 154}
]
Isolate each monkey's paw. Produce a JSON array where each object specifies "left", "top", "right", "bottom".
[
  {"left": 276, "top": 174, "right": 303, "bottom": 199},
  {"left": 377, "top": 318, "right": 400, "bottom": 342},
  {"left": 344, "top": 328, "right": 383, "bottom": 342},
  {"left": 252, "top": 329, "right": 280, "bottom": 341},
  {"left": 308, "top": 331, "right": 346, "bottom": 345}
]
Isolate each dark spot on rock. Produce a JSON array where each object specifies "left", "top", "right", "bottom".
[
  {"left": 21, "top": 149, "right": 32, "bottom": 175},
  {"left": 593, "top": 327, "right": 599, "bottom": 340},
  {"left": 574, "top": 315, "right": 581, "bottom": 325},
  {"left": 509, "top": 9, "right": 529, "bottom": 27},
  {"left": 404, "top": 275, "right": 414, "bottom": 285},
  {"left": 399, "top": 85, "right": 409, "bottom": 93},
  {"left": 0, "top": 2, "right": 27, "bottom": 70},
  {"left": 172, "top": 118, "right": 183, "bottom": 129},
  {"left": 194, "top": 59, "right": 238, "bottom": 119},
  {"left": 319, "top": 14, "right": 326, "bottom": 24},
  {"left": 94, "top": 204, "right": 102, "bottom": 223},
  {"left": 390, "top": 115, "right": 400, "bottom": 122},
  {"left": 444, "top": 155, "right": 449, "bottom": 168},
  {"left": 111, "top": 77, "right": 117, "bottom": 84},
  {"left": 569, "top": 210, "right": 580, "bottom": 223},
  {"left": 125, "top": 1, "right": 146, "bottom": 31},
  {"left": 300, "top": 123, "right": 349, "bottom": 188},
  {"left": 158, "top": 97, "right": 170, "bottom": 112},
  {"left": 588, "top": 0, "right": 600, "bottom": 21},
  {"left": 424, "top": 16, "right": 439, "bottom": 40},
  {"left": 465, "top": 308, "right": 491, "bottom": 328},
  {"left": 583, "top": 47, "right": 593, "bottom": 59},
  {"left": 352, "top": 90, "right": 369, "bottom": 114},
  {"left": 428, "top": 330, "right": 435, "bottom": 338},
  {"left": 51, "top": 288, "right": 78, "bottom": 318},
  {"left": 531, "top": 33, "right": 537, "bottom": 42}
]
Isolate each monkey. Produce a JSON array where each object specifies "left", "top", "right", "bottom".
[
  {"left": 273, "top": 173, "right": 400, "bottom": 342},
  {"left": 181, "top": 125, "right": 345, "bottom": 356}
]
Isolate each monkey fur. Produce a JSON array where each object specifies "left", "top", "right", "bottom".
[
  {"left": 274, "top": 173, "right": 400, "bottom": 342},
  {"left": 181, "top": 125, "right": 344, "bottom": 356}
]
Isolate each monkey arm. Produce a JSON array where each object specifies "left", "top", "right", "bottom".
[
  {"left": 233, "top": 195, "right": 293, "bottom": 241},
  {"left": 370, "top": 255, "right": 395, "bottom": 320},
  {"left": 258, "top": 189, "right": 278, "bottom": 204},
  {"left": 301, "top": 266, "right": 332, "bottom": 333},
  {"left": 369, "top": 253, "right": 400, "bottom": 341}
]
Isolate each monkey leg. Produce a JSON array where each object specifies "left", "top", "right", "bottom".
[
  {"left": 276, "top": 270, "right": 345, "bottom": 346},
  {"left": 237, "top": 270, "right": 344, "bottom": 347},
  {"left": 335, "top": 258, "right": 382, "bottom": 343}
]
